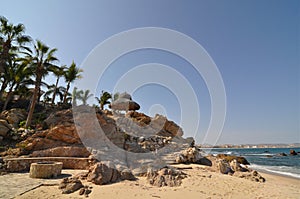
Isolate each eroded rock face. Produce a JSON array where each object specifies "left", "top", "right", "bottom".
[
  {"left": 30, "top": 146, "right": 90, "bottom": 157},
  {"left": 146, "top": 167, "right": 187, "bottom": 187},
  {"left": 124, "top": 112, "right": 184, "bottom": 137}
]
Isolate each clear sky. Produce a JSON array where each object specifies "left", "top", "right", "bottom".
[{"left": 1, "top": 0, "right": 299, "bottom": 145}]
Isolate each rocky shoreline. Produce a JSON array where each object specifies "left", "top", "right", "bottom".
[{"left": 0, "top": 106, "right": 277, "bottom": 197}]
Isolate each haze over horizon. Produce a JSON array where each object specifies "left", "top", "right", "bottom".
[{"left": 1, "top": 0, "right": 299, "bottom": 145}]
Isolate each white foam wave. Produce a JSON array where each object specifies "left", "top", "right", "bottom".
[{"left": 249, "top": 164, "right": 300, "bottom": 179}]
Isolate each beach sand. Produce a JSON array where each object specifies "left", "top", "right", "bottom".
[{"left": 8, "top": 164, "right": 299, "bottom": 199}]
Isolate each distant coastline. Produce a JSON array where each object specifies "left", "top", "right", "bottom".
[{"left": 199, "top": 143, "right": 300, "bottom": 149}]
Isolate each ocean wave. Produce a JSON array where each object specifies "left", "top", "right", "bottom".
[
  {"left": 244, "top": 153, "right": 275, "bottom": 156},
  {"left": 249, "top": 164, "right": 300, "bottom": 179}
]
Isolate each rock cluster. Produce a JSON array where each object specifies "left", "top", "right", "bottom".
[
  {"left": 124, "top": 134, "right": 172, "bottom": 152},
  {"left": 233, "top": 170, "right": 266, "bottom": 182},
  {"left": 0, "top": 108, "right": 27, "bottom": 139},
  {"left": 146, "top": 167, "right": 187, "bottom": 187},
  {"left": 213, "top": 154, "right": 265, "bottom": 182},
  {"left": 86, "top": 162, "right": 135, "bottom": 185},
  {"left": 216, "top": 154, "right": 250, "bottom": 165},
  {"left": 122, "top": 111, "right": 184, "bottom": 137}
]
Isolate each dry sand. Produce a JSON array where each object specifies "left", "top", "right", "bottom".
[{"left": 8, "top": 165, "right": 300, "bottom": 199}]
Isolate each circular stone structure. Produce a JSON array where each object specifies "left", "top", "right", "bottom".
[{"left": 29, "top": 162, "right": 63, "bottom": 179}]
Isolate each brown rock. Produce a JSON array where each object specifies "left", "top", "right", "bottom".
[
  {"left": 233, "top": 170, "right": 266, "bottom": 183},
  {"left": 46, "top": 125, "right": 80, "bottom": 144},
  {"left": 290, "top": 149, "right": 297, "bottom": 156},
  {"left": 146, "top": 167, "right": 187, "bottom": 187},
  {"left": 0, "top": 108, "right": 27, "bottom": 128},
  {"left": 217, "top": 159, "right": 233, "bottom": 174},
  {"left": 30, "top": 146, "right": 90, "bottom": 157},
  {"left": 216, "top": 154, "right": 250, "bottom": 165},
  {"left": 0, "top": 119, "right": 11, "bottom": 137},
  {"left": 59, "top": 177, "right": 84, "bottom": 194},
  {"left": 87, "top": 162, "right": 121, "bottom": 185}
]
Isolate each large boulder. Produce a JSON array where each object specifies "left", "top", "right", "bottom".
[
  {"left": 0, "top": 108, "right": 27, "bottom": 128},
  {"left": 86, "top": 162, "right": 121, "bottom": 185},
  {"left": 176, "top": 147, "right": 202, "bottom": 163},
  {"left": 0, "top": 119, "right": 11, "bottom": 137},
  {"left": 151, "top": 114, "right": 183, "bottom": 137},
  {"left": 290, "top": 149, "right": 297, "bottom": 156},
  {"left": 146, "top": 167, "right": 187, "bottom": 187},
  {"left": 217, "top": 159, "right": 233, "bottom": 174},
  {"left": 229, "top": 159, "right": 248, "bottom": 172}
]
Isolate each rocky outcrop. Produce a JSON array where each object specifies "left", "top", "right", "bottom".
[
  {"left": 146, "top": 167, "right": 187, "bottom": 187},
  {"left": 124, "top": 112, "right": 183, "bottom": 137},
  {"left": 216, "top": 154, "right": 250, "bottom": 165}
]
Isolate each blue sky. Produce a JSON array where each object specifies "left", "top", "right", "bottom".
[{"left": 1, "top": 0, "right": 299, "bottom": 144}]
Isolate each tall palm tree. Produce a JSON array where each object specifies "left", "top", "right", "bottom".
[
  {"left": 77, "top": 89, "right": 93, "bottom": 105},
  {"left": 62, "top": 61, "right": 82, "bottom": 104},
  {"left": 96, "top": 90, "right": 112, "bottom": 110},
  {"left": 23, "top": 40, "right": 58, "bottom": 128},
  {"left": 0, "top": 16, "right": 31, "bottom": 99},
  {"left": 2, "top": 58, "right": 32, "bottom": 110},
  {"left": 48, "top": 65, "right": 66, "bottom": 105}
]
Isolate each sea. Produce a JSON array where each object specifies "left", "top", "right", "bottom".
[{"left": 201, "top": 147, "right": 300, "bottom": 179}]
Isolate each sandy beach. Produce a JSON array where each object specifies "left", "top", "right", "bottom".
[{"left": 2, "top": 164, "right": 297, "bottom": 199}]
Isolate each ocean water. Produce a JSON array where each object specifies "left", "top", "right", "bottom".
[{"left": 202, "top": 147, "right": 300, "bottom": 179}]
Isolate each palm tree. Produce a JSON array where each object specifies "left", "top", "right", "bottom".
[
  {"left": 77, "top": 89, "right": 93, "bottom": 105},
  {"left": 62, "top": 61, "right": 82, "bottom": 104},
  {"left": 48, "top": 65, "right": 66, "bottom": 105},
  {"left": 43, "top": 84, "right": 66, "bottom": 105},
  {"left": 71, "top": 87, "right": 81, "bottom": 106},
  {"left": 2, "top": 58, "right": 32, "bottom": 110},
  {"left": 0, "top": 16, "right": 31, "bottom": 99},
  {"left": 23, "top": 40, "right": 58, "bottom": 128},
  {"left": 96, "top": 90, "right": 112, "bottom": 110}
]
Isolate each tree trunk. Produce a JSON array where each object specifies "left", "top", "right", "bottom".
[
  {"left": 63, "top": 82, "right": 70, "bottom": 104},
  {"left": 25, "top": 74, "right": 41, "bottom": 128},
  {"left": 51, "top": 77, "right": 59, "bottom": 105},
  {"left": 0, "top": 79, "right": 8, "bottom": 100},
  {"left": 2, "top": 83, "right": 15, "bottom": 111}
]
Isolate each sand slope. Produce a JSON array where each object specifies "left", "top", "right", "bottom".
[{"left": 11, "top": 165, "right": 299, "bottom": 199}]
